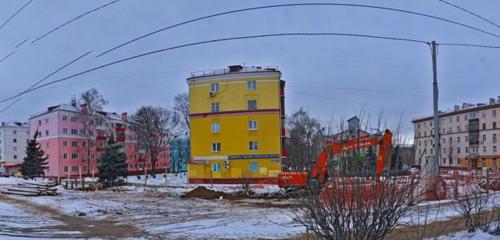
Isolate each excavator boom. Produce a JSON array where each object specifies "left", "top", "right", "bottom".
[{"left": 278, "top": 130, "right": 392, "bottom": 188}]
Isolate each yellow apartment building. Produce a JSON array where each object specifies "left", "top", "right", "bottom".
[{"left": 187, "top": 65, "right": 286, "bottom": 184}]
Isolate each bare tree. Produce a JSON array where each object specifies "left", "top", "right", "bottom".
[
  {"left": 77, "top": 88, "right": 107, "bottom": 177},
  {"left": 295, "top": 173, "right": 417, "bottom": 240},
  {"left": 173, "top": 93, "right": 190, "bottom": 131},
  {"left": 132, "top": 106, "right": 179, "bottom": 178},
  {"left": 285, "top": 108, "right": 324, "bottom": 171}
]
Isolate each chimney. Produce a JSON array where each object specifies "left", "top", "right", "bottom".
[
  {"left": 121, "top": 112, "right": 128, "bottom": 121},
  {"left": 490, "top": 98, "right": 496, "bottom": 105},
  {"left": 228, "top": 65, "right": 243, "bottom": 72},
  {"left": 454, "top": 105, "right": 460, "bottom": 111},
  {"left": 462, "top": 103, "right": 468, "bottom": 109}
]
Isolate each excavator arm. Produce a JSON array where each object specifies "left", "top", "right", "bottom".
[{"left": 278, "top": 130, "right": 392, "bottom": 188}]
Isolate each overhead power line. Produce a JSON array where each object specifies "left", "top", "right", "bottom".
[
  {"left": 0, "top": 98, "right": 21, "bottom": 115},
  {"left": 0, "top": 51, "right": 16, "bottom": 64},
  {"left": 31, "top": 0, "right": 121, "bottom": 44},
  {"left": 436, "top": 0, "right": 500, "bottom": 29},
  {"left": 439, "top": 42, "right": 500, "bottom": 48},
  {"left": 0, "top": 51, "right": 92, "bottom": 104},
  {"left": 22, "top": 32, "right": 430, "bottom": 97},
  {"left": 14, "top": 38, "right": 28, "bottom": 48},
  {"left": 96, "top": 2, "right": 500, "bottom": 57},
  {"left": 0, "top": 0, "right": 33, "bottom": 31}
]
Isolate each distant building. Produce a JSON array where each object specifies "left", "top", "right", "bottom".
[
  {"left": 0, "top": 121, "right": 29, "bottom": 174},
  {"left": 325, "top": 116, "right": 369, "bottom": 144},
  {"left": 412, "top": 97, "right": 500, "bottom": 170},
  {"left": 188, "top": 65, "right": 286, "bottom": 184},
  {"left": 169, "top": 137, "right": 189, "bottom": 173},
  {"left": 28, "top": 103, "right": 170, "bottom": 178}
]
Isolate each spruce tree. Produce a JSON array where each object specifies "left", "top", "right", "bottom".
[
  {"left": 98, "top": 136, "right": 128, "bottom": 188},
  {"left": 20, "top": 130, "right": 49, "bottom": 179}
]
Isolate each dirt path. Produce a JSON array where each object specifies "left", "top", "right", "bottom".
[{"left": 0, "top": 194, "right": 151, "bottom": 239}]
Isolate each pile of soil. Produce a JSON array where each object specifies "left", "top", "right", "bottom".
[
  {"left": 181, "top": 186, "right": 290, "bottom": 200},
  {"left": 181, "top": 186, "right": 236, "bottom": 200}
]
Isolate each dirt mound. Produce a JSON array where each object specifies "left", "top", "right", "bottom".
[{"left": 181, "top": 186, "right": 233, "bottom": 200}]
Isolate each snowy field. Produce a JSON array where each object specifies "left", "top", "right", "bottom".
[{"left": 0, "top": 175, "right": 499, "bottom": 239}]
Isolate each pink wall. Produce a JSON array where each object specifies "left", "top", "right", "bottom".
[{"left": 29, "top": 108, "right": 171, "bottom": 178}]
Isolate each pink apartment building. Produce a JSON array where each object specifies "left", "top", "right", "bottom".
[{"left": 29, "top": 103, "right": 170, "bottom": 179}]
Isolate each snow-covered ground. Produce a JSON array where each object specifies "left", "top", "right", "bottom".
[{"left": 0, "top": 175, "right": 499, "bottom": 239}]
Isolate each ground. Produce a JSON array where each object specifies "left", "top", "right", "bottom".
[{"left": 0, "top": 174, "right": 499, "bottom": 239}]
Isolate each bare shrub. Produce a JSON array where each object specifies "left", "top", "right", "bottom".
[
  {"left": 453, "top": 190, "right": 496, "bottom": 233},
  {"left": 295, "top": 174, "right": 417, "bottom": 240}
]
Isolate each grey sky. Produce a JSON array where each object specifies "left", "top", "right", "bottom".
[{"left": 1, "top": 0, "right": 499, "bottom": 139}]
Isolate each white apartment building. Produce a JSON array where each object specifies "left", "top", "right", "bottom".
[
  {"left": 0, "top": 121, "right": 29, "bottom": 165},
  {"left": 412, "top": 97, "right": 500, "bottom": 170}
]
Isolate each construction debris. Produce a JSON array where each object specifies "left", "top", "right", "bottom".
[{"left": 0, "top": 180, "right": 58, "bottom": 196}]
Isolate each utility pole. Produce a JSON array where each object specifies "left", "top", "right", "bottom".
[
  {"left": 431, "top": 41, "right": 440, "bottom": 177},
  {"left": 423, "top": 40, "right": 441, "bottom": 198}
]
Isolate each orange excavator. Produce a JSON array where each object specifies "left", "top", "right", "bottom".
[{"left": 278, "top": 130, "right": 393, "bottom": 189}]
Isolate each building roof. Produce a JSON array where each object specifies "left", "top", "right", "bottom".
[
  {"left": 187, "top": 65, "right": 281, "bottom": 83},
  {"left": 29, "top": 103, "right": 127, "bottom": 123},
  {"left": 0, "top": 121, "right": 28, "bottom": 128},
  {"left": 412, "top": 100, "right": 500, "bottom": 123}
]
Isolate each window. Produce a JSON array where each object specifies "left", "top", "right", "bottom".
[
  {"left": 212, "top": 142, "right": 221, "bottom": 152},
  {"left": 250, "top": 162, "right": 259, "bottom": 173},
  {"left": 13, "top": 155, "right": 17, "bottom": 160},
  {"left": 494, "top": 122, "right": 497, "bottom": 129},
  {"left": 249, "top": 141, "right": 258, "bottom": 151},
  {"left": 62, "top": 115, "right": 67, "bottom": 121},
  {"left": 457, "top": 136, "right": 460, "bottom": 143},
  {"left": 482, "top": 134, "right": 486, "bottom": 142},
  {"left": 38, "top": 120, "right": 42, "bottom": 126},
  {"left": 13, "top": 138, "right": 16, "bottom": 143},
  {"left": 13, "top": 130, "right": 16, "bottom": 135},
  {"left": 494, "top": 110, "right": 497, "bottom": 117},
  {"left": 45, "top": 130, "right": 49, "bottom": 136},
  {"left": 63, "top": 128, "right": 68, "bottom": 134},
  {"left": 456, "top": 116, "right": 460, "bottom": 122},
  {"left": 71, "top": 116, "right": 78, "bottom": 122},
  {"left": 465, "top": 147, "right": 469, "bottom": 153},
  {"left": 494, "top": 146, "right": 497, "bottom": 153},
  {"left": 210, "top": 83, "right": 219, "bottom": 93},
  {"left": 64, "top": 166, "right": 68, "bottom": 172},
  {"left": 63, "top": 141, "right": 68, "bottom": 147},
  {"left": 45, "top": 118, "right": 49, "bottom": 123},
  {"left": 248, "top": 120, "right": 257, "bottom": 130},
  {"left": 211, "top": 102, "right": 220, "bottom": 112},
  {"left": 71, "top": 129, "right": 78, "bottom": 135},
  {"left": 483, "top": 146, "right": 487, "bottom": 153},
  {"left": 71, "top": 141, "right": 78, "bottom": 147},
  {"left": 211, "top": 122, "right": 220, "bottom": 133},
  {"left": 247, "top": 80, "right": 256, "bottom": 90},
  {"left": 212, "top": 162, "right": 221, "bottom": 172},
  {"left": 457, "top": 147, "right": 460, "bottom": 154},
  {"left": 247, "top": 100, "right": 257, "bottom": 110},
  {"left": 457, "top": 126, "right": 461, "bottom": 132},
  {"left": 494, "top": 134, "right": 497, "bottom": 142},
  {"left": 63, "top": 153, "right": 67, "bottom": 159},
  {"left": 72, "top": 153, "right": 78, "bottom": 159}
]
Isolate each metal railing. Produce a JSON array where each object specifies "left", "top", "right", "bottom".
[{"left": 189, "top": 66, "right": 279, "bottom": 78}]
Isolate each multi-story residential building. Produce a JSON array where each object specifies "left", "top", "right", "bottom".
[
  {"left": 188, "top": 65, "right": 286, "bottom": 183},
  {"left": 29, "top": 103, "right": 170, "bottom": 178},
  {"left": 0, "top": 122, "right": 29, "bottom": 174},
  {"left": 412, "top": 97, "right": 500, "bottom": 171}
]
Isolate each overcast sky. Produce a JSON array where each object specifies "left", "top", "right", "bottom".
[{"left": 1, "top": 0, "right": 499, "bottom": 139}]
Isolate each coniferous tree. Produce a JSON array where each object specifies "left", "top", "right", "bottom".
[
  {"left": 20, "top": 130, "right": 49, "bottom": 179},
  {"left": 98, "top": 136, "right": 127, "bottom": 188}
]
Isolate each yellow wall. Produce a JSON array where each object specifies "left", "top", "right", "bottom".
[
  {"left": 188, "top": 73, "right": 283, "bottom": 180},
  {"left": 190, "top": 77, "right": 279, "bottom": 114}
]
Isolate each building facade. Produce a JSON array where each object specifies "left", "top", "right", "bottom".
[
  {"left": 29, "top": 104, "right": 170, "bottom": 178},
  {"left": 0, "top": 122, "right": 29, "bottom": 174},
  {"left": 169, "top": 137, "right": 189, "bottom": 173},
  {"left": 188, "top": 65, "right": 286, "bottom": 183},
  {"left": 412, "top": 97, "right": 500, "bottom": 170}
]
